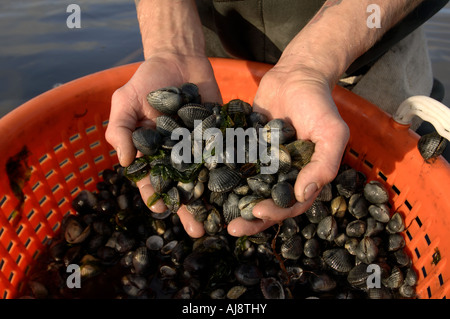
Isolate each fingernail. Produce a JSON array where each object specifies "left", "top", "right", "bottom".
[{"left": 304, "top": 183, "right": 318, "bottom": 202}]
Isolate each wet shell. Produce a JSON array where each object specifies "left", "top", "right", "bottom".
[
  {"left": 310, "top": 273, "right": 337, "bottom": 292},
  {"left": 368, "top": 203, "right": 390, "bottom": 223},
  {"left": 155, "top": 115, "right": 182, "bottom": 137},
  {"left": 405, "top": 267, "right": 418, "bottom": 286},
  {"left": 281, "top": 234, "right": 303, "bottom": 260},
  {"left": 387, "top": 234, "right": 406, "bottom": 251},
  {"left": 150, "top": 172, "right": 172, "bottom": 194},
  {"left": 234, "top": 263, "right": 262, "bottom": 286},
  {"left": 273, "top": 144, "right": 292, "bottom": 175},
  {"left": 145, "top": 235, "right": 164, "bottom": 251},
  {"left": 279, "top": 218, "right": 299, "bottom": 239},
  {"left": 364, "top": 180, "right": 389, "bottom": 204},
  {"left": 180, "top": 82, "right": 201, "bottom": 104},
  {"left": 316, "top": 216, "right": 338, "bottom": 242},
  {"left": 347, "top": 263, "right": 371, "bottom": 290},
  {"left": 186, "top": 198, "right": 208, "bottom": 222},
  {"left": 132, "top": 127, "right": 162, "bottom": 156},
  {"left": 364, "top": 217, "right": 384, "bottom": 237},
  {"left": 203, "top": 208, "right": 223, "bottom": 235},
  {"left": 355, "top": 236, "right": 378, "bottom": 264},
  {"left": 386, "top": 212, "right": 405, "bottom": 234},
  {"left": 418, "top": 131, "right": 448, "bottom": 160},
  {"left": 383, "top": 265, "right": 404, "bottom": 289},
  {"left": 316, "top": 183, "right": 333, "bottom": 202},
  {"left": 260, "top": 277, "right": 285, "bottom": 299},
  {"left": 227, "top": 99, "right": 252, "bottom": 115},
  {"left": 124, "top": 157, "right": 150, "bottom": 182},
  {"left": 209, "top": 191, "right": 228, "bottom": 207},
  {"left": 303, "top": 238, "right": 320, "bottom": 258},
  {"left": 335, "top": 168, "right": 366, "bottom": 198},
  {"left": 208, "top": 166, "right": 242, "bottom": 193},
  {"left": 301, "top": 223, "right": 317, "bottom": 239},
  {"left": 323, "top": 248, "right": 353, "bottom": 273},
  {"left": 248, "top": 111, "right": 268, "bottom": 128},
  {"left": 271, "top": 181, "right": 296, "bottom": 208},
  {"left": 285, "top": 139, "right": 315, "bottom": 170},
  {"left": 330, "top": 195, "right": 347, "bottom": 218},
  {"left": 227, "top": 285, "right": 247, "bottom": 299},
  {"left": 177, "top": 103, "right": 212, "bottom": 129},
  {"left": 348, "top": 193, "right": 369, "bottom": 219},
  {"left": 346, "top": 220, "right": 367, "bottom": 237},
  {"left": 305, "top": 200, "right": 330, "bottom": 223},
  {"left": 132, "top": 246, "right": 151, "bottom": 275},
  {"left": 239, "top": 195, "right": 263, "bottom": 221},
  {"left": 146, "top": 86, "right": 183, "bottom": 115},
  {"left": 247, "top": 174, "right": 275, "bottom": 198},
  {"left": 262, "top": 119, "right": 296, "bottom": 144},
  {"left": 367, "top": 287, "right": 393, "bottom": 299},
  {"left": 164, "top": 186, "right": 181, "bottom": 213},
  {"left": 192, "top": 114, "right": 217, "bottom": 137}
]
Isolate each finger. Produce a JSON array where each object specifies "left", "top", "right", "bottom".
[
  {"left": 105, "top": 88, "right": 139, "bottom": 167},
  {"left": 227, "top": 216, "right": 278, "bottom": 237},
  {"left": 135, "top": 178, "right": 167, "bottom": 213},
  {"left": 251, "top": 199, "right": 316, "bottom": 221},
  {"left": 177, "top": 205, "right": 205, "bottom": 238},
  {"left": 295, "top": 123, "right": 349, "bottom": 203}
]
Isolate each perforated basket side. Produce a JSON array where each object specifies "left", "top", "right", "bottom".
[
  {"left": 1, "top": 59, "right": 449, "bottom": 299},
  {"left": 0, "top": 63, "right": 139, "bottom": 298},
  {"left": 333, "top": 87, "right": 450, "bottom": 299}
]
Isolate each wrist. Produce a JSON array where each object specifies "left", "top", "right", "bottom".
[{"left": 136, "top": 0, "right": 206, "bottom": 60}]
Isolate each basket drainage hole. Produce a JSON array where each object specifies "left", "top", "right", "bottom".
[
  {"left": 378, "top": 171, "right": 387, "bottom": 181},
  {"left": 439, "top": 274, "right": 444, "bottom": 286},
  {"left": 363, "top": 160, "right": 373, "bottom": 169},
  {"left": 415, "top": 216, "right": 423, "bottom": 227},
  {"left": 392, "top": 185, "right": 400, "bottom": 195},
  {"left": 349, "top": 148, "right": 359, "bottom": 158}
]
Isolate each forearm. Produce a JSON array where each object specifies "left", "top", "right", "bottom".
[
  {"left": 135, "top": 0, "right": 205, "bottom": 59},
  {"left": 278, "top": 0, "right": 425, "bottom": 87}
]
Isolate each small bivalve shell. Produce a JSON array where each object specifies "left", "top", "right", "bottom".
[
  {"left": 260, "top": 277, "right": 285, "bottom": 299},
  {"left": 348, "top": 193, "right": 369, "bottom": 219},
  {"left": 208, "top": 166, "right": 242, "bottom": 193},
  {"left": 132, "top": 127, "right": 162, "bottom": 156},
  {"left": 271, "top": 181, "right": 296, "bottom": 208},
  {"left": 364, "top": 180, "right": 389, "bottom": 204},
  {"left": 368, "top": 203, "right": 390, "bottom": 223},
  {"left": 280, "top": 235, "right": 303, "bottom": 260},
  {"left": 316, "top": 215, "right": 338, "bottom": 242},
  {"left": 418, "top": 131, "right": 448, "bottom": 161},
  {"left": 146, "top": 86, "right": 183, "bottom": 115},
  {"left": 323, "top": 248, "right": 353, "bottom": 273},
  {"left": 177, "top": 103, "right": 212, "bottom": 129},
  {"left": 355, "top": 236, "right": 379, "bottom": 264},
  {"left": 305, "top": 200, "right": 330, "bottom": 223},
  {"left": 386, "top": 212, "right": 405, "bottom": 234},
  {"left": 346, "top": 220, "right": 367, "bottom": 238},
  {"left": 261, "top": 119, "right": 296, "bottom": 144}
]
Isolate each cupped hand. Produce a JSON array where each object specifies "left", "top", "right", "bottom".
[
  {"left": 227, "top": 65, "right": 350, "bottom": 236},
  {"left": 105, "top": 53, "right": 221, "bottom": 238}
]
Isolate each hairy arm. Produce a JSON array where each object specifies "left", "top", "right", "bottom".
[
  {"left": 279, "top": 0, "right": 425, "bottom": 86},
  {"left": 135, "top": 0, "right": 206, "bottom": 59}
]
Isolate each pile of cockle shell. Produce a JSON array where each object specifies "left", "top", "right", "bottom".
[{"left": 17, "top": 83, "right": 417, "bottom": 299}]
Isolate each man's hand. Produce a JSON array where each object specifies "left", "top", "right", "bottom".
[
  {"left": 227, "top": 66, "right": 350, "bottom": 236},
  {"left": 105, "top": 53, "right": 221, "bottom": 238}
]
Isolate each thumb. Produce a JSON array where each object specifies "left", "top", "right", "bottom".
[
  {"left": 295, "top": 126, "right": 349, "bottom": 203},
  {"left": 105, "top": 88, "right": 139, "bottom": 167}
]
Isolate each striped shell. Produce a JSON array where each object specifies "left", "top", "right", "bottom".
[
  {"left": 208, "top": 166, "right": 242, "bottom": 193},
  {"left": 271, "top": 182, "right": 296, "bottom": 208},
  {"left": 223, "top": 193, "right": 241, "bottom": 224},
  {"left": 418, "top": 131, "right": 448, "bottom": 160},
  {"left": 156, "top": 115, "right": 182, "bottom": 137},
  {"left": 146, "top": 86, "right": 183, "bottom": 115},
  {"left": 280, "top": 234, "right": 303, "bottom": 260},
  {"left": 132, "top": 127, "right": 162, "bottom": 156},
  {"left": 323, "top": 248, "right": 353, "bottom": 273},
  {"left": 177, "top": 103, "right": 212, "bottom": 129}
]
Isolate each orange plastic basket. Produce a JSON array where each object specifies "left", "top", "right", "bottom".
[{"left": 0, "top": 58, "right": 449, "bottom": 299}]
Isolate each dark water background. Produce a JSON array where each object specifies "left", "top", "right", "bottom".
[{"left": 1, "top": 0, "right": 449, "bottom": 119}]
